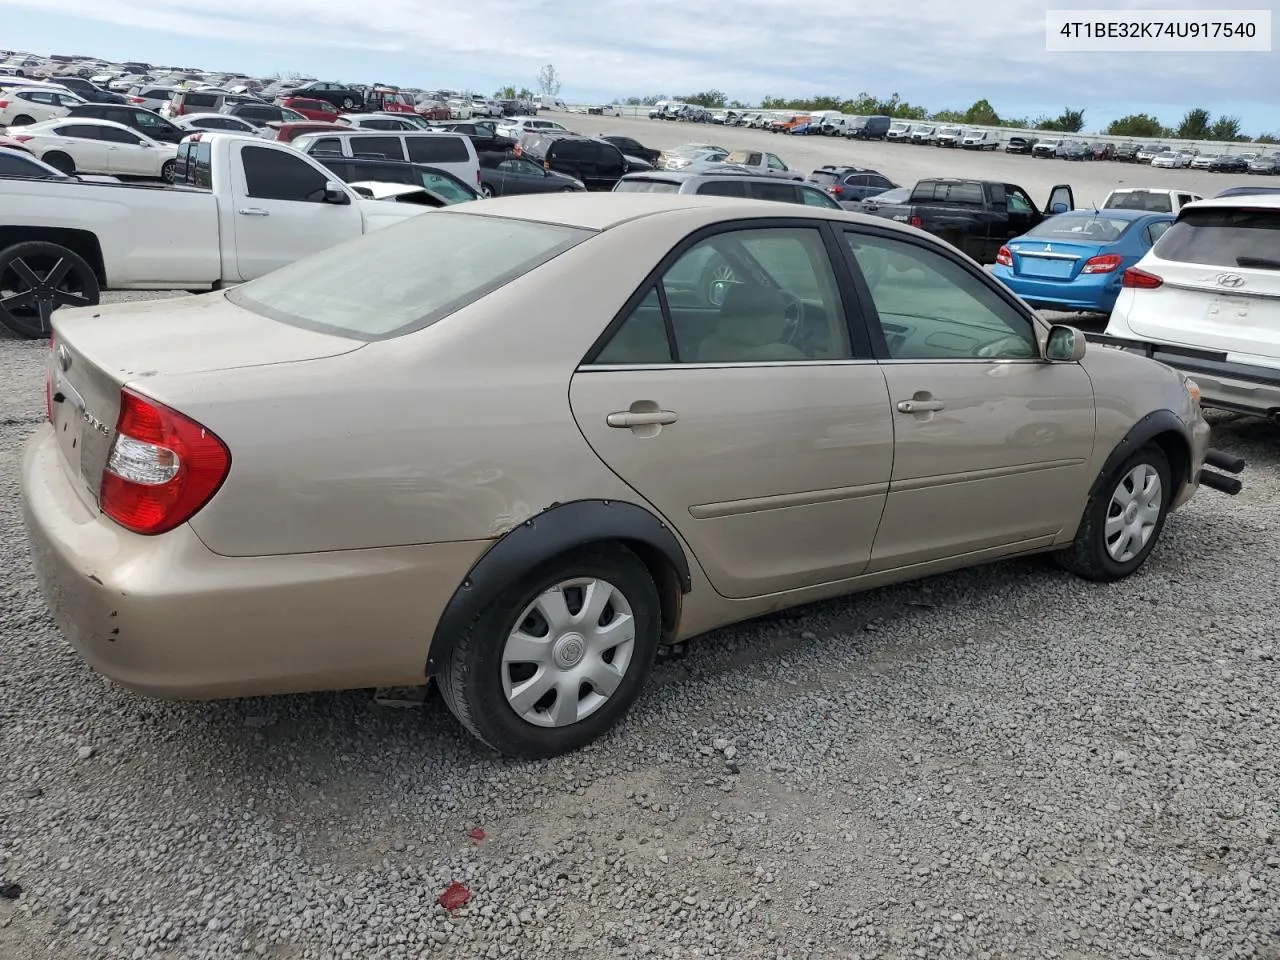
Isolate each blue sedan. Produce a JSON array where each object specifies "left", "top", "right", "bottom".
[{"left": 992, "top": 209, "right": 1174, "bottom": 314}]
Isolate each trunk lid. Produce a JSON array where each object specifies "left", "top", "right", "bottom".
[
  {"left": 1008, "top": 239, "right": 1103, "bottom": 280},
  {"left": 1126, "top": 205, "right": 1280, "bottom": 358},
  {"left": 48, "top": 292, "right": 363, "bottom": 507}
]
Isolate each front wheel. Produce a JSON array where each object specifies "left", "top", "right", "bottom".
[
  {"left": 341, "top": 97, "right": 355, "bottom": 110},
  {"left": 1055, "top": 444, "right": 1172, "bottom": 581},
  {"left": 479, "top": 183, "right": 494, "bottom": 198},
  {"left": 437, "top": 545, "right": 662, "bottom": 758},
  {"left": 0, "top": 241, "right": 101, "bottom": 339},
  {"left": 160, "top": 159, "right": 176, "bottom": 183}
]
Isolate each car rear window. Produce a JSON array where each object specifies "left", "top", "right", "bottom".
[
  {"left": 1154, "top": 207, "right": 1280, "bottom": 269},
  {"left": 613, "top": 179, "right": 680, "bottom": 194},
  {"left": 183, "top": 92, "right": 218, "bottom": 109},
  {"left": 406, "top": 136, "right": 468, "bottom": 164},
  {"left": 1104, "top": 192, "right": 1172, "bottom": 213},
  {"left": 1025, "top": 214, "right": 1136, "bottom": 241},
  {"left": 227, "top": 213, "right": 591, "bottom": 339},
  {"left": 808, "top": 171, "right": 841, "bottom": 185}
]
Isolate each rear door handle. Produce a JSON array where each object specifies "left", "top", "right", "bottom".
[
  {"left": 897, "top": 399, "right": 945, "bottom": 413},
  {"left": 607, "top": 410, "right": 678, "bottom": 428},
  {"left": 237, "top": 207, "right": 270, "bottom": 217}
]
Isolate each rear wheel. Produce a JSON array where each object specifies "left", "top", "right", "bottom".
[
  {"left": 437, "top": 545, "right": 662, "bottom": 758},
  {"left": 1055, "top": 444, "right": 1172, "bottom": 581},
  {"left": 0, "top": 241, "right": 100, "bottom": 339},
  {"left": 12, "top": 114, "right": 34, "bottom": 126},
  {"left": 341, "top": 97, "right": 355, "bottom": 110},
  {"left": 160, "top": 159, "right": 176, "bottom": 183},
  {"left": 43, "top": 152, "right": 74, "bottom": 174}
]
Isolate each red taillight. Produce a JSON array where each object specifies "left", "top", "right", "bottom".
[
  {"left": 1081, "top": 253, "right": 1124, "bottom": 274},
  {"left": 996, "top": 246, "right": 1013, "bottom": 267},
  {"left": 45, "top": 336, "right": 55, "bottom": 423},
  {"left": 99, "top": 389, "right": 230, "bottom": 536},
  {"left": 1122, "top": 267, "right": 1164, "bottom": 289},
  {"left": 10, "top": 134, "right": 34, "bottom": 142},
  {"left": 0, "top": 99, "right": 8, "bottom": 109},
  {"left": 830, "top": 185, "right": 843, "bottom": 195},
  {"left": 908, "top": 215, "right": 922, "bottom": 228}
]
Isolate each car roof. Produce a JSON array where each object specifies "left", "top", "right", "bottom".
[
  {"left": 23, "top": 117, "right": 141, "bottom": 134},
  {"left": 1181, "top": 192, "right": 1280, "bottom": 212},
  {"left": 1057, "top": 208, "right": 1166, "bottom": 221}
]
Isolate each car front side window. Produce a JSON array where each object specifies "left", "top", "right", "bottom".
[{"left": 843, "top": 230, "right": 1037, "bottom": 360}]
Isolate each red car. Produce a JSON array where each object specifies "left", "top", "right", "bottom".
[
  {"left": 263, "top": 121, "right": 348, "bottom": 143},
  {"left": 415, "top": 99, "right": 451, "bottom": 121},
  {"left": 277, "top": 96, "right": 341, "bottom": 122},
  {"left": 366, "top": 88, "right": 416, "bottom": 114}
]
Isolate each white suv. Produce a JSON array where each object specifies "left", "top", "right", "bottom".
[
  {"left": 1105, "top": 194, "right": 1280, "bottom": 418},
  {"left": 0, "top": 86, "right": 84, "bottom": 126}
]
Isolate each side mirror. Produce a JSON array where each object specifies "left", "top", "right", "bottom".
[
  {"left": 322, "top": 179, "right": 349, "bottom": 204},
  {"left": 1045, "top": 324, "right": 1086, "bottom": 362},
  {"left": 1050, "top": 202, "right": 1069, "bottom": 214}
]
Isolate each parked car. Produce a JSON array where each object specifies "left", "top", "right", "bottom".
[
  {"left": 1102, "top": 188, "right": 1203, "bottom": 214},
  {"left": 1091, "top": 143, "right": 1115, "bottom": 161},
  {"left": 909, "top": 125, "right": 938, "bottom": 145},
  {"left": 0, "top": 133, "right": 34, "bottom": 154},
  {"left": 276, "top": 81, "right": 364, "bottom": 111},
  {"left": 1005, "top": 136, "right": 1036, "bottom": 155},
  {"left": 127, "top": 84, "right": 178, "bottom": 113},
  {"left": 934, "top": 126, "right": 964, "bottom": 148},
  {"left": 0, "top": 132, "right": 426, "bottom": 338},
  {"left": 993, "top": 209, "right": 1175, "bottom": 314},
  {"left": 516, "top": 132, "right": 628, "bottom": 191},
  {"left": 846, "top": 115, "right": 892, "bottom": 140},
  {"left": 309, "top": 155, "right": 480, "bottom": 206},
  {"left": 174, "top": 112, "right": 262, "bottom": 136},
  {"left": 658, "top": 143, "right": 728, "bottom": 170},
  {"left": 1136, "top": 145, "right": 1171, "bottom": 163},
  {"left": 21, "top": 193, "right": 1223, "bottom": 759},
  {"left": 862, "top": 178, "right": 1075, "bottom": 264},
  {"left": 48, "top": 75, "right": 126, "bottom": 104},
  {"left": 4, "top": 118, "right": 178, "bottom": 180},
  {"left": 1104, "top": 194, "right": 1280, "bottom": 417},
  {"left": 278, "top": 96, "right": 340, "bottom": 122},
  {"left": 613, "top": 170, "right": 841, "bottom": 210},
  {"left": 291, "top": 130, "right": 481, "bottom": 188},
  {"left": 337, "top": 113, "right": 423, "bottom": 131},
  {"left": 1151, "top": 151, "right": 1192, "bottom": 169},
  {"left": 807, "top": 165, "right": 897, "bottom": 201},
  {"left": 1055, "top": 140, "right": 1092, "bottom": 161},
  {"left": 598, "top": 135, "right": 659, "bottom": 166},
  {"left": 425, "top": 120, "right": 518, "bottom": 154},
  {"left": 698, "top": 149, "right": 801, "bottom": 179},
  {"left": 166, "top": 88, "right": 259, "bottom": 119},
  {"left": 495, "top": 116, "right": 571, "bottom": 139},
  {"left": 223, "top": 102, "right": 305, "bottom": 129},
  {"left": 0, "top": 144, "right": 118, "bottom": 181},
  {"left": 1248, "top": 156, "right": 1279, "bottom": 175},
  {"left": 886, "top": 122, "right": 914, "bottom": 142},
  {"left": 842, "top": 185, "right": 911, "bottom": 213},
  {"left": 1213, "top": 185, "right": 1280, "bottom": 198},
  {"left": 0, "top": 86, "right": 84, "bottom": 126},
  {"left": 366, "top": 88, "right": 416, "bottom": 114},
  {"left": 414, "top": 98, "right": 452, "bottom": 121},
  {"left": 1209, "top": 155, "right": 1249, "bottom": 173},
  {"left": 66, "top": 102, "right": 187, "bottom": 142},
  {"left": 1113, "top": 142, "right": 1141, "bottom": 162},
  {"left": 1032, "top": 138, "right": 1063, "bottom": 158},
  {"left": 478, "top": 153, "right": 585, "bottom": 196}
]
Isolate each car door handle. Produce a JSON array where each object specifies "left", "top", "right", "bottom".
[
  {"left": 897, "top": 399, "right": 945, "bottom": 413},
  {"left": 607, "top": 410, "right": 678, "bottom": 428},
  {"left": 237, "top": 207, "right": 270, "bottom": 216}
]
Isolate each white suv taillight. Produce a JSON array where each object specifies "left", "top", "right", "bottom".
[{"left": 99, "top": 389, "right": 230, "bottom": 535}]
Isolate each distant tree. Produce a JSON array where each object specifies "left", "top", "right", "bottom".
[
  {"left": 1256, "top": 132, "right": 1279, "bottom": 144},
  {"left": 1175, "top": 108, "right": 1211, "bottom": 139},
  {"left": 494, "top": 84, "right": 516, "bottom": 99},
  {"left": 536, "top": 64, "right": 561, "bottom": 97},
  {"left": 729, "top": 99, "right": 750, "bottom": 109},
  {"left": 518, "top": 87, "right": 536, "bottom": 100},
  {"left": 1107, "top": 113, "right": 1164, "bottom": 138},
  {"left": 1037, "top": 107, "right": 1085, "bottom": 132},
  {"left": 1002, "top": 116, "right": 1030, "bottom": 128},
  {"left": 680, "top": 89, "right": 727, "bottom": 108},
  {"left": 960, "top": 99, "right": 1001, "bottom": 126},
  {"left": 930, "top": 108, "right": 965, "bottom": 122},
  {"left": 1208, "top": 115, "right": 1244, "bottom": 141}
]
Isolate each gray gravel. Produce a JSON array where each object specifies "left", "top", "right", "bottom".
[{"left": 2, "top": 293, "right": 1278, "bottom": 960}]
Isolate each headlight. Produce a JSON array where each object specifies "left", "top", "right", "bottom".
[{"left": 1183, "top": 377, "right": 1201, "bottom": 406}]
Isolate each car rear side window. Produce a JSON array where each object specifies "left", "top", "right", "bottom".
[
  {"left": 0, "top": 153, "right": 50, "bottom": 177},
  {"left": 695, "top": 180, "right": 746, "bottom": 198},
  {"left": 228, "top": 213, "right": 591, "bottom": 339},
  {"left": 746, "top": 181, "right": 799, "bottom": 203},
  {"left": 183, "top": 93, "right": 218, "bottom": 109},
  {"left": 308, "top": 136, "right": 343, "bottom": 155},
  {"left": 351, "top": 135, "right": 403, "bottom": 159},
  {"left": 242, "top": 146, "right": 330, "bottom": 202},
  {"left": 406, "top": 136, "right": 468, "bottom": 164},
  {"left": 1155, "top": 208, "right": 1280, "bottom": 269}
]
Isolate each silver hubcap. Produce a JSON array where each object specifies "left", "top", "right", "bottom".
[
  {"left": 501, "top": 578, "right": 636, "bottom": 728},
  {"left": 1105, "top": 464, "right": 1162, "bottom": 562}
]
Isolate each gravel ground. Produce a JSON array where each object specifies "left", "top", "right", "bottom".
[{"left": 2, "top": 293, "right": 1278, "bottom": 960}]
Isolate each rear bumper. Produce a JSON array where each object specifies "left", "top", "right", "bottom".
[
  {"left": 993, "top": 270, "right": 1122, "bottom": 313},
  {"left": 20, "top": 424, "right": 489, "bottom": 700},
  {"left": 1084, "top": 334, "right": 1280, "bottom": 418}
]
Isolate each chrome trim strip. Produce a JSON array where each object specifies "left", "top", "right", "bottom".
[
  {"left": 690, "top": 481, "right": 889, "bottom": 519},
  {"left": 1017, "top": 252, "right": 1081, "bottom": 262},
  {"left": 1159, "top": 279, "right": 1280, "bottom": 301},
  {"left": 892, "top": 458, "right": 1085, "bottom": 492},
  {"left": 579, "top": 359, "right": 879, "bottom": 371}
]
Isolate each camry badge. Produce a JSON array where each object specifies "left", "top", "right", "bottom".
[{"left": 1216, "top": 273, "right": 1246, "bottom": 288}]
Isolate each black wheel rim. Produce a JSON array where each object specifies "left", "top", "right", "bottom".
[{"left": 0, "top": 255, "right": 94, "bottom": 337}]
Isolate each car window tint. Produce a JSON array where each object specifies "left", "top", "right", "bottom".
[
  {"left": 242, "top": 146, "right": 329, "bottom": 202},
  {"left": 765, "top": 154, "right": 786, "bottom": 170},
  {"left": 746, "top": 181, "right": 799, "bottom": 204},
  {"left": 0, "top": 152, "right": 50, "bottom": 176},
  {"left": 1005, "top": 192, "right": 1033, "bottom": 215},
  {"left": 593, "top": 287, "right": 672, "bottom": 364},
  {"left": 801, "top": 187, "right": 839, "bottom": 208},
  {"left": 418, "top": 171, "right": 474, "bottom": 203},
  {"left": 54, "top": 123, "right": 104, "bottom": 140},
  {"left": 350, "top": 135, "right": 402, "bottom": 159},
  {"left": 99, "top": 126, "right": 142, "bottom": 144},
  {"left": 308, "top": 137, "right": 343, "bottom": 155},
  {"left": 843, "top": 231, "right": 1036, "bottom": 360},
  {"left": 661, "top": 227, "right": 852, "bottom": 362},
  {"left": 695, "top": 180, "right": 746, "bottom": 198},
  {"left": 1154, "top": 208, "right": 1280, "bottom": 268},
  {"left": 406, "top": 136, "right": 468, "bottom": 163},
  {"left": 1145, "top": 221, "right": 1172, "bottom": 245}
]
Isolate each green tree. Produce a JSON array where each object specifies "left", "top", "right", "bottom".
[
  {"left": 494, "top": 84, "right": 516, "bottom": 99},
  {"left": 1175, "top": 107, "right": 1211, "bottom": 139},
  {"left": 1256, "top": 132, "right": 1279, "bottom": 144},
  {"left": 930, "top": 108, "right": 965, "bottom": 122},
  {"left": 1208, "top": 115, "right": 1244, "bottom": 141},
  {"left": 679, "top": 89, "right": 727, "bottom": 108},
  {"left": 1106, "top": 113, "right": 1164, "bottom": 138},
  {"left": 1036, "top": 107, "right": 1085, "bottom": 132},
  {"left": 962, "top": 98, "right": 1001, "bottom": 125}
]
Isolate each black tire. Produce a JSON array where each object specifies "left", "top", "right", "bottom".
[
  {"left": 0, "top": 241, "right": 100, "bottom": 339},
  {"left": 1055, "top": 443, "right": 1172, "bottom": 582},
  {"left": 12, "top": 114, "right": 34, "bottom": 126},
  {"left": 341, "top": 97, "right": 355, "bottom": 110},
  {"left": 43, "top": 152, "right": 74, "bottom": 174},
  {"left": 479, "top": 183, "right": 494, "bottom": 198},
  {"left": 160, "top": 159, "right": 176, "bottom": 183},
  {"left": 437, "top": 544, "right": 662, "bottom": 759}
]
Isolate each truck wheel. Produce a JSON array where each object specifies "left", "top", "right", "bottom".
[
  {"left": 437, "top": 544, "right": 662, "bottom": 758},
  {"left": 0, "top": 241, "right": 100, "bottom": 339},
  {"left": 1055, "top": 444, "right": 1172, "bottom": 582},
  {"left": 43, "top": 152, "right": 75, "bottom": 174}
]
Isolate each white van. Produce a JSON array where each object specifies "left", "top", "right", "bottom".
[
  {"left": 291, "top": 130, "right": 481, "bottom": 189},
  {"left": 537, "top": 95, "right": 568, "bottom": 111}
]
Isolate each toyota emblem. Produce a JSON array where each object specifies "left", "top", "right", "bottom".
[
  {"left": 55, "top": 344, "right": 71, "bottom": 372},
  {"left": 1216, "top": 273, "right": 1246, "bottom": 288}
]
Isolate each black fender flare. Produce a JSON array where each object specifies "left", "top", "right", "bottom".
[
  {"left": 425, "top": 499, "right": 692, "bottom": 674},
  {"left": 1087, "top": 409, "right": 1191, "bottom": 499}
]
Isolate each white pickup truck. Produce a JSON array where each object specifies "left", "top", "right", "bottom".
[{"left": 0, "top": 132, "right": 427, "bottom": 338}]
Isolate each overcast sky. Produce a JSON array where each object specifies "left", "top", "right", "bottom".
[{"left": 1, "top": 0, "right": 1276, "bottom": 135}]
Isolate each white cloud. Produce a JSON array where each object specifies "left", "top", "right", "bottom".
[{"left": 5, "top": 0, "right": 1275, "bottom": 122}]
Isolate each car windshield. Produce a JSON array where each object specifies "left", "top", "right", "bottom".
[
  {"left": 808, "top": 171, "right": 841, "bottom": 184},
  {"left": 1155, "top": 207, "right": 1280, "bottom": 270},
  {"left": 227, "top": 213, "right": 591, "bottom": 339},
  {"left": 613, "top": 179, "right": 681, "bottom": 194},
  {"left": 1024, "top": 214, "right": 1135, "bottom": 242},
  {"left": 1104, "top": 192, "right": 1173, "bottom": 213},
  {"left": 868, "top": 187, "right": 911, "bottom": 204}
]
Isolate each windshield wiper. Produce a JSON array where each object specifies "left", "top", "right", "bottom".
[{"left": 1236, "top": 256, "right": 1280, "bottom": 270}]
